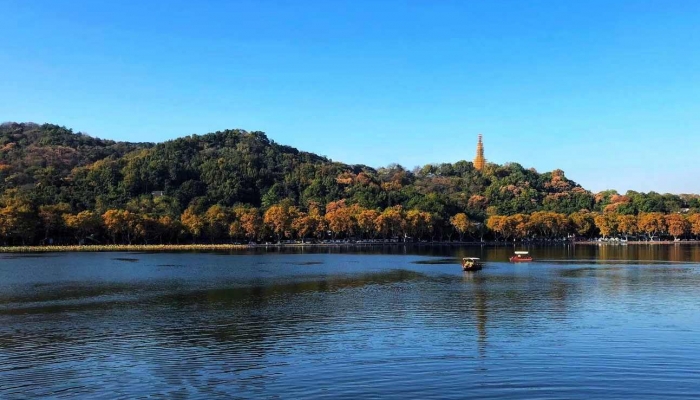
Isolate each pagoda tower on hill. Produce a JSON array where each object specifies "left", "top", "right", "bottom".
[{"left": 474, "top": 134, "right": 486, "bottom": 171}]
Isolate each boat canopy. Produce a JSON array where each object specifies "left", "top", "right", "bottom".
[{"left": 514, "top": 251, "right": 529, "bottom": 255}]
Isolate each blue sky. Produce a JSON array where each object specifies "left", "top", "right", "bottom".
[{"left": 2, "top": 0, "right": 699, "bottom": 194}]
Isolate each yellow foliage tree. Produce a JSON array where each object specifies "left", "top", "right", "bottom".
[
  {"left": 356, "top": 209, "right": 380, "bottom": 239},
  {"left": 528, "top": 211, "right": 568, "bottom": 239},
  {"left": 0, "top": 194, "right": 37, "bottom": 245},
  {"left": 688, "top": 214, "right": 700, "bottom": 239},
  {"left": 376, "top": 206, "right": 405, "bottom": 239},
  {"left": 569, "top": 211, "right": 595, "bottom": 237},
  {"left": 450, "top": 213, "right": 472, "bottom": 241},
  {"left": 617, "top": 214, "right": 638, "bottom": 239},
  {"left": 102, "top": 209, "right": 141, "bottom": 244},
  {"left": 180, "top": 206, "right": 204, "bottom": 241},
  {"left": 63, "top": 210, "right": 101, "bottom": 244},
  {"left": 324, "top": 200, "right": 356, "bottom": 238},
  {"left": 204, "top": 204, "right": 231, "bottom": 242},
  {"left": 488, "top": 215, "right": 518, "bottom": 240},
  {"left": 594, "top": 213, "right": 618, "bottom": 238},
  {"left": 406, "top": 209, "right": 433, "bottom": 240},
  {"left": 486, "top": 215, "right": 506, "bottom": 239},
  {"left": 228, "top": 220, "right": 244, "bottom": 241},
  {"left": 510, "top": 214, "right": 530, "bottom": 240}
]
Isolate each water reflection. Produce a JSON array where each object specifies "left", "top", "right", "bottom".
[
  {"left": 230, "top": 243, "right": 700, "bottom": 264},
  {"left": 1, "top": 247, "right": 700, "bottom": 398},
  {"left": 461, "top": 272, "right": 488, "bottom": 357}
]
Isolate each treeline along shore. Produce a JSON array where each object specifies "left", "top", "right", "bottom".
[
  {"left": 0, "top": 122, "right": 699, "bottom": 248},
  {"left": 2, "top": 239, "right": 700, "bottom": 254}
]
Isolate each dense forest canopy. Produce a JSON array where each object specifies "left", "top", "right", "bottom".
[{"left": 1, "top": 121, "right": 699, "bottom": 245}]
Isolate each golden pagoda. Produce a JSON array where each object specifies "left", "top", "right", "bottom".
[{"left": 474, "top": 134, "right": 486, "bottom": 170}]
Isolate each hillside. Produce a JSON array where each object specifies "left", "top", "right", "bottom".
[{"left": 0, "top": 122, "right": 698, "bottom": 245}]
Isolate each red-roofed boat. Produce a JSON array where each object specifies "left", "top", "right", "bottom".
[{"left": 509, "top": 251, "right": 533, "bottom": 263}]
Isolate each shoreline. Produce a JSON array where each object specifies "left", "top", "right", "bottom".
[
  {"left": 572, "top": 240, "right": 700, "bottom": 245},
  {"left": 1, "top": 240, "right": 700, "bottom": 253}
]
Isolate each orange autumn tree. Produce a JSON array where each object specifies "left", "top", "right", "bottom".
[
  {"left": 486, "top": 215, "right": 507, "bottom": 240},
  {"left": 688, "top": 214, "right": 700, "bottom": 239},
  {"left": 264, "top": 202, "right": 299, "bottom": 242},
  {"left": 510, "top": 214, "right": 530, "bottom": 240},
  {"left": 638, "top": 212, "right": 667, "bottom": 241},
  {"left": 310, "top": 202, "right": 328, "bottom": 240},
  {"left": 292, "top": 203, "right": 326, "bottom": 242},
  {"left": 324, "top": 200, "right": 356, "bottom": 238},
  {"left": 291, "top": 211, "right": 310, "bottom": 242},
  {"left": 665, "top": 214, "right": 690, "bottom": 240},
  {"left": 236, "top": 207, "right": 262, "bottom": 242}
]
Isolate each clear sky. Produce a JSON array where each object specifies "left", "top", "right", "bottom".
[{"left": 2, "top": 0, "right": 699, "bottom": 194}]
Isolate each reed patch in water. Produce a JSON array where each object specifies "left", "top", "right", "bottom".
[{"left": 0, "top": 244, "right": 251, "bottom": 253}]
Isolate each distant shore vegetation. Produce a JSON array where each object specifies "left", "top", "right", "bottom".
[{"left": 1, "top": 122, "right": 699, "bottom": 247}]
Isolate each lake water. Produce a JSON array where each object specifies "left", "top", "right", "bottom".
[{"left": 2, "top": 244, "right": 700, "bottom": 399}]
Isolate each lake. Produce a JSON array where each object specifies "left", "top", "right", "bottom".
[{"left": 2, "top": 244, "right": 700, "bottom": 399}]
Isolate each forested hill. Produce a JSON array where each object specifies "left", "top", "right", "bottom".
[
  {"left": 0, "top": 121, "right": 594, "bottom": 217},
  {"left": 0, "top": 121, "right": 698, "bottom": 245},
  {"left": 0, "top": 122, "right": 150, "bottom": 187}
]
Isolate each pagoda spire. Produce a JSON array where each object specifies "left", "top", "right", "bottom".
[{"left": 474, "top": 134, "right": 486, "bottom": 171}]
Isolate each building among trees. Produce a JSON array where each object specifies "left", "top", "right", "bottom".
[
  {"left": 473, "top": 134, "right": 486, "bottom": 170},
  {"left": 1, "top": 122, "right": 700, "bottom": 246}
]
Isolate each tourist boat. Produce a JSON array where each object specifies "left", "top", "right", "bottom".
[
  {"left": 462, "top": 257, "right": 483, "bottom": 271},
  {"left": 509, "top": 251, "right": 533, "bottom": 263}
]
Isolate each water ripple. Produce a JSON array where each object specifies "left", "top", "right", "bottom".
[{"left": 1, "top": 250, "right": 700, "bottom": 398}]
